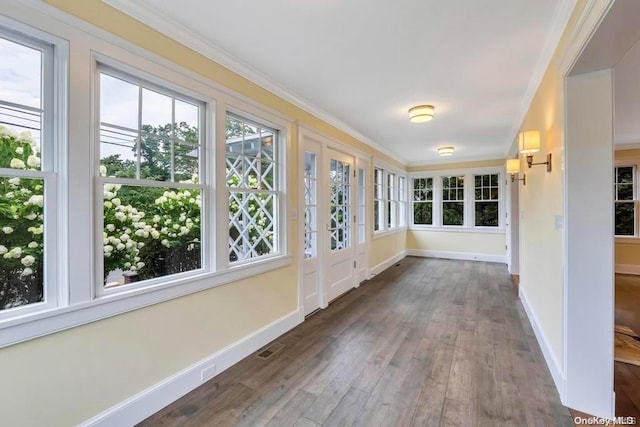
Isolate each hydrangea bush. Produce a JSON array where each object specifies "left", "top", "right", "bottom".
[{"left": 0, "top": 126, "right": 44, "bottom": 308}]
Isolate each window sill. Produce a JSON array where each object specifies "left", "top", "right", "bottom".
[
  {"left": 409, "top": 225, "right": 505, "bottom": 234},
  {"left": 0, "top": 254, "right": 292, "bottom": 348},
  {"left": 373, "top": 227, "right": 407, "bottom": 240}
]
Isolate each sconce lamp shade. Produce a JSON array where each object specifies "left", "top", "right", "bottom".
[
  {"left": 520, "top": 130, "right": 541, "bottom": 154},
  {"left": 506, "top": 159, "right": 520, "bottom": 174},
  {"left": 437, "top": 146, "right": 454, "bottom": 156},
  {"left": 408, "top": 105, "right": 435, "bottom": 123}
]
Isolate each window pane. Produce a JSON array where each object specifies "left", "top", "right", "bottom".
[
  {"left": 229, "top": 191, "right": 275, "bottom": 261},
  {"left": 0, "top": 176, "right": 45, "bottom": 310},
  {"left": 414, "top": 202, "right": 433, "bottom": 225},
  {"left": 615, "top": 202, "right": 635, "bottom": 236},
  {"left": 617, "top": 183, "right": 634, "bottom": 201},
  {"left": 0, "top": 37, "right": 43, "bottom": 169},
  {"left": 443, "top": 202, "right": 464, "bottom": 226},
  {"left": 617, "top": 167, "right": 634, "bottom": 184},
  {"left": 475, "top": 201, "right": 499, "bottom": 227},
  {"left": 103, "top": 184, "right": 202, "bottom": 287}
]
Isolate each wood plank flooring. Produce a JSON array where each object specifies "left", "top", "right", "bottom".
[
  {"left": 615, "top": 274, "right": 640, "bottom": 418},
  {"left": 139, "top": 257, "right": 574, "bottom": 427}
]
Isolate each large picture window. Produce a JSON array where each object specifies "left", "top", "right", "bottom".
[
  {"left": 0, "top": 31, "right": 54, "bottom": 313},
  {"left": 442, "top": 176, "right": 464, "bottom": 226},
  {"left": 412, "top": 177, "right": 433, "bottom": 225},
  {"left": 474, "top": 173, "right": 499, "bottom": 227},
  {"left": 615, "top": 166, "right": 635, "bottom": 236},
  {"left": 98, "top": 68, "right": 204, "bottom": 288},
  {"left": 226, "top": 113, "right": 279, "bottom": 263}
]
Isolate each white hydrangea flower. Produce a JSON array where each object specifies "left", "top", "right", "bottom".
[
  {"left": 120, "top": 233, "right": 130, "bottom": 242},
  {"left": 112, "top": 198, "right": 121, "bottom": 207},
  {"left": 8, "top": 177, "right": 20, "bottom": 186},
  {"left": 2, "top": 226, "right": 13, "bottom": 234},
  {"left": 150, "top": 229, "right": 160, "bottom": 239},
  {"left": 10, "top": 158, "right": 25, "bottom": 169},
  {"left": 155, "top": 196, "right": 168, "bottom": 204},
  {"left": 104, "top": 190, "right": 115, "bottom": 200},
  {"left": 99, "top": 165, "right": 107, "bottom": 176},
  {"left": 104, "top": 201, "right": 113, "bottom": 209},
  {"left": 21, "top": 255, "right": 35, "bottom": 267},
  {"left": 114, "top": 212, "right": 126, "bottom": 221},
  {"left": 28, "top": 225, "right": 44, "bottom": 235},
  {"left": 0, "top": 245, "right": 7, "bottom": 255},
  {"left": 15, "top": 146, "right": 24, "bottom": 154},
  {"left": 28, "top": 242, "right": 38, "bottom": 249},
  {"left": 161, "top": 239, "right": 170, "bottom": 247},
  {"left": 27, "top": 195, "right": 44, "bottom": 207},
  {"left": 6, "top": 192, "right": 14, "bottom": 199},
  {"left": 9, "top": 247, "right": 22, "bottom": 258},
  {"left": 21, "top": 267, "right": 33, "bottom": 277},
  {"left": 116, "top": 243, "right": 125, "bottom": 251},
  {"left": 103, "top": 245, "right": 113, "bottom": 253},
  {"left": 25, "top": 213, "right": 37, "bottom": 220},
  {"left": 26, "top": 155, "right": 40, "bottom": 168},
  {"left": 106, "top": 224, "right": 115, "bottom": 232},
  {"left": 136, "top": 262, "right": 145, "bottom": 269}
]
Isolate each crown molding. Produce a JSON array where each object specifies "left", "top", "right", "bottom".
[
  {"left": 503, "top": 0, "right": 578, "bottom": 158},
  {"left": 102, "top": 0, "right": 404, "bottom": 165}
]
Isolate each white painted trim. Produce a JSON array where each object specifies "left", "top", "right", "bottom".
[
  {"left": 407, "top": 249, "right": 506, "bottom": 264},
  {"left": 614, "top": 264, "right": 640, "bottom": 275},
  {"left": 615, "top": 142, "right": 640, "bottom": 151},
  {"left": 79, "top": 308, "right": 303, "bottom": 427},
  {"left": 369, "top": 250, "right": 407, "bottom": 277},
  {"left": 503, "top": 0, "right": 577, "bottom": 158},
  {"left": 557, "top": 0, "right": 616, "bottom": 76},
  {"left": 408, "top": 226, "right": 505, "bottom": 235},
  {"left": 519, "top": 286, "right": 566, "bottom": 403},
  {"left": 102, "top": 0, "right": 402, "bottom": 165}
]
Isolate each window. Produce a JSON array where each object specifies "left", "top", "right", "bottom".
[
  {"left": 474, "top": 173, "right": 499, "bottom": 227},
  {"left": 98, "top": 68, "right": 204, "bottom": 289},
  {"left": 226, "top": 113, "right": 280, "bottom": 263},
  {"left": 615, "top": 166, "right": 635, "bottom": 236},
  {"left": 412, "top": 177, "right": 433, "bottom": 225},
  {"left": 442, "top": 176, "right": 464, "bottom": 226},
  {"left": 357, "top": 167, "right": 366, "bottom": 244},
  {"left": 398, "top": 176, "right": 406, "bottom": 227},
  {"left": 374, "top": 168, "right": 383, "bottom": 231},
  {"left": 0, "top": 31, "right": 55, "bottom": 314},
  {"left": 386, "top": 172, "right": 396, "bottom": 228}
]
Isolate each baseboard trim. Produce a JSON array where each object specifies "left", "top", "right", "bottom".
[
  {"left": 615, "top": 264, "right": 640, "bottom": 275},
  {"left": 79, "top": 309, "right": 303, "bottom": 427},
  {"left": 369, "top": 250, "right": 407, "bottom": 277},
  {"left": 406, "top": 249, "right": 506, "bottom": 264},
  {"left": 519, "top": 286, "right": 566, "bottom": 403}
]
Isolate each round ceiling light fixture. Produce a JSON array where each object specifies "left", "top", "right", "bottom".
[
  {"left": 438, "top": 146, "right": 454, "bottom": 156},
  {"left": 408, "top": 105, "right": 435, "bottom": 123}
]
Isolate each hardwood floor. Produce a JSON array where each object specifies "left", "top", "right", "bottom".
[
  {"left": 139, "top": 257, "right": 573, "bottom": 427},
  {"left": 615, "top": 274, "right": 640, "bottom": 419}
]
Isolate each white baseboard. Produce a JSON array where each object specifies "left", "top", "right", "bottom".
[
  {"left": 369, "top": 250, "right": 407, "bottom": 277},
  {"left": 519, "top": 286, "right": 566, "bottom": 403},
  {"left": 406, "top": 249, "right": 506, "bottom": 264},
  {"left": 615, "top": 264, "right": 640, "bottom": 275},
  {"left": 79, "top": 308, "right": 304, "bottom": 427}
]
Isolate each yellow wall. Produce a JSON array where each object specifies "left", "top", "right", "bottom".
[
  {"left": 371, "top": 232, "right": 407, "bottom": 268},
  {"left": 615, "top": 149, "right": 640, "bottom": 267},
  {"left": 407, "top": 230, "right": 505, "bottom": 255},
  {"left": 515, "top": 0, "right": 588, "bottom": 372}
]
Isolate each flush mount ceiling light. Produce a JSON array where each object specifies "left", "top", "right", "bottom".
[
  {"left": 408, "top": 105, "right": 435, "bottom": 123},
  {"left": 437, "top": 146, "right": 454, "bottom": 156}
]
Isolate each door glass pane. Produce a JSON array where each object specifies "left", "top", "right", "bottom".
[
  {"left": 330, "top": 158, "right": 351, "bottom": 251},
  {"left": 304, "top": 152, "right": 317, "bottom": 258},
  {"left": 357, "top": 168, "right": 366, "bottom": 244}
]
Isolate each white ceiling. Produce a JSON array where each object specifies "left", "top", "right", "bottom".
[{"left": 105, "top": 0, "right": 574, "bottom": 165}]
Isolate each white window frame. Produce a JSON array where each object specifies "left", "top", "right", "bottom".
[
  {"left": 409, "top": 166, "right": 505, "bottom": 233},
  {"left": 411, "top": 177, "right": 434, "bottom": 226},
  {"left": 374, "top": 167, "right": 384, "bottom": 232},
  {"left": 0, "top": 23, "right": 66, "bottom": 322},
  {"left": 473, "top": 172, "right": 501, "bottom": 228},
  {"left": 373, "top": 160, "right": 408, "bottom": 237},
  {"left": 398, "top": 176, "right": 407, "bottom": 227},
  {"left": 614, "top": 162, "right": 639, "bottom": 240},
  {"left": 0, "top": 9, "right": 291, "bottom": 348},
  {"left": 225, "top": 110, "right": 284, "bottom": 266},
  {"left": 94, "top": 62, "right": 208, "bottom": 298}
]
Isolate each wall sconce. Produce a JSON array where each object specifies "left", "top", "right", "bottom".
[
  {"left": 506, "top": 158, "right": 525, "bottom": 185},
  {"left": 520, "top": 130, "right": 551, "bottom": 172}
]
